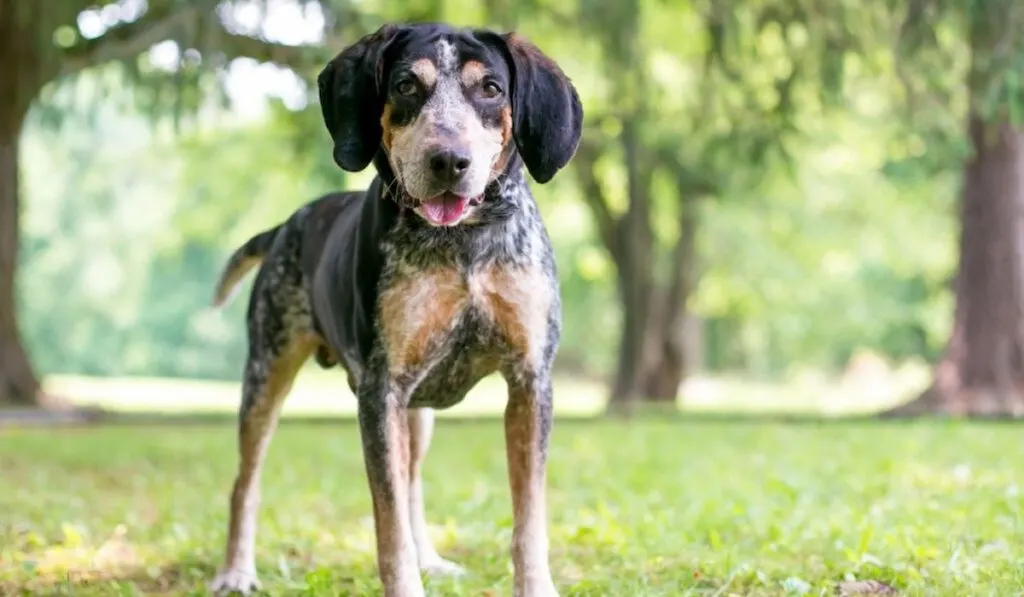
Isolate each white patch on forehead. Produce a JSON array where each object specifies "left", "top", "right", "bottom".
[
  {"left": 435, "top": 38, "right": 458, "bottom": 74},
  {"left": 425, "top": 37, "right": 470, "bottom": 128}
]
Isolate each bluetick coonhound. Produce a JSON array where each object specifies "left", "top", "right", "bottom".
[{"left": 207, "top": 22, "right": 583, "bottom": 597}]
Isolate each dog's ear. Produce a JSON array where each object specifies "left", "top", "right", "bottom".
[
  {"left": 484, "top": 33, "right": 584, "bottom": 184},
  {"left": 317, "top": 25, "right": 401, "bottom": 172}
]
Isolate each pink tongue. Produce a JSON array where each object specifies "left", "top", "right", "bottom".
[{"left": 422, "top": 193, "right": 467, "bottom": 225}]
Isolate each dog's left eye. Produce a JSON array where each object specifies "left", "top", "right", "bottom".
[
  {"left": 481, "top": 81, "right": 502, "bottom": 98},
  {"left": 395, "top": 80, "right": 417, "bottom": 96}
]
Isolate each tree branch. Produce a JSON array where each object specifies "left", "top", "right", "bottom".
[
  {"left": 215, "top": 30, "right": 313, "bottom": 69},
  {"left": 59, "top": 0, "right": 197, "bottom": 77},
  {"left": 59, "top": 0, "right": 321, "bottom": 78}
]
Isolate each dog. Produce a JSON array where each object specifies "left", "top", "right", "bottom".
[{"left": 207, "top": 22, "right": 583, "bottom": 597}]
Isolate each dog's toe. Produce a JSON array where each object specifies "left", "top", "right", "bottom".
[
  {"left": 209, "top": 568, "right": 261, "bottom": 595},
  {"left": 420, "top": 556, "right": 467, "bottom": 577}
]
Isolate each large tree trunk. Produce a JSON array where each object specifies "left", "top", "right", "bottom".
[
  {"left": 885, "top": 4, "right": 1024, "bottom": 418},
  {"left": 640, "top": 193, "right": 700, "bottom": 401},
  {"left": 0, "top": 3, "right": 49, "bottom": 408},
  {"left": 574, "top": 123, "right": 704, "bottom": 412},
  {"left": 884, "top": 114, "right": 1024, "bottom": 417},
  {"left": 607, "top": 116, "right": 655, "bottom": 413},
  {"left": 0, "top": 97, "right": 44, "bottom": 407}
]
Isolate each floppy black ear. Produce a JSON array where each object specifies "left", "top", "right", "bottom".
[
  {"left": 317, "top": 25, "right": 400, "bottom": 172},
  {"left": 486, "top": 33, "right": 584, "bottom": 184}
]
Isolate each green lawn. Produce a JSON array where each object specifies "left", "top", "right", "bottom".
[{"left": 3, "top": 418, "right": 1023, "bottom": 596}]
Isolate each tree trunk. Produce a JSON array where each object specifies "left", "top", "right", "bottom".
[
  {"left": 607, "top": 115, "right": 655, "bottom": 413},
  {"left": 0, "top": 3, "right": 49, "bottom": 409},
  {"left": 640, "top": 193, "right": 700, "bottom": 401},
  {"left": 883, "top": 114, "right": 1024, "bottom": 417},
  {"left": 0, "top": 99, "right": 44, "bottom": 407}
]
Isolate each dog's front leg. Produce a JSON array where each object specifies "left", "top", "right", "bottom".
[
  {"left": 358, "top": 373, "right": 424, "bottom": 597},
  {"left": 504, "top": 371, "right": 558, "bottom": 597}
]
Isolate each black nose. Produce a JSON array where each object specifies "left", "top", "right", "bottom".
[{"left": 427, "top": 147, "right": 472, "bottom": 182}]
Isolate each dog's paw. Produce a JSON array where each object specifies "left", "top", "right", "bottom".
[
  {"left": 209, "top": 568, "right": 261, "bottom": 596},
  {"left": 420, "top": 556, "right": 467, "bottom": 577}
]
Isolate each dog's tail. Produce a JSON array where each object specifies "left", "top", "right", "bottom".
[{"left": 211, "top": 224, "right": 283, "bottom": 308}]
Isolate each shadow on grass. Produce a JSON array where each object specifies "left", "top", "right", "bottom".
[{"left": 2, "top": 555, "right": 218, "bottom": 596}]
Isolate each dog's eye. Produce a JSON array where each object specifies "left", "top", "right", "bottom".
[
  {"left": 395, "top": 80, "right": 417, "bottom": 96},
  {"left": 481, "top": 81, "right": 502, "bottom": 98}
]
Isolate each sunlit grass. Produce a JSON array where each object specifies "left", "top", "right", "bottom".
[{"left": 3, "top": 419, "right": 1024, "bottom": 595}]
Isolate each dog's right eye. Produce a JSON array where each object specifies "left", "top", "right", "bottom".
[{"left": 395, "top": 80, "right": 417, "bottom": 96}]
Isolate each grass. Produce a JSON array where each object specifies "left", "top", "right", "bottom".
[{"left": 3, "top": 417, "right": 1024, "bottom": 596}]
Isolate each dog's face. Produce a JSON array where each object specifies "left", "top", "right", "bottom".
[
  {"left": 318, "top": 24, "right": 583, "bottom": 227},
  {"left": 380, "top": 36, "right": 513, "bottom": 226}
]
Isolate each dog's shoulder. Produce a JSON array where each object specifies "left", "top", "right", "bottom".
[{"left": 299, "top": 190, "right": 368, "bottom": 274}]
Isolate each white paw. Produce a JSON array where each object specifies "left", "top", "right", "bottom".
[
  {"left": 209, "top": 568, "right": 261, "bottom": 595},
  {"left": 420, "top": 555, "right": 467, "bottom": 577}
]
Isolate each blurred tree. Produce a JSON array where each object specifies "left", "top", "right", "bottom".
[
  {"left": 885, "top": 0, "right": 1024, "bottom": 416},
  {"left": 573, "top": 0, "right": 859, "bottom": 410},
  {"left": 0, "top": 0, "right": 346, "bottom": 408}
]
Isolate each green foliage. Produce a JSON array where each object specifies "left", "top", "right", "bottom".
[
  {"left": 3, "top": 420, "right": 1024, "bottom": 594},
  {"left": 11, "top": 0, "right": 1024, "bottom": 391},
  {"left": 15, "top": 0, "right": 973, "bottom": 382},
  {"left": 24, "top": 0, "right": 1024, "bottom": 387},
  {"left": 17, "top": 96, "right": 323, "bottom": 380},
  {"left": 17, "top": 94, "right": 959, "bottom": 380}
]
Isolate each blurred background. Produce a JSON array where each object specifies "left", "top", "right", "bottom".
[{"left": 3, "top": 0, "right": 1021, "bottom": 420}]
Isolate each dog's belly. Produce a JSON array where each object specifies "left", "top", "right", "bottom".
[{"left": 407, "top": 327, "right": 502, "bottom": 409}]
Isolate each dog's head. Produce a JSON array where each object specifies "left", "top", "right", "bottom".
[{"left": 317, "top": 23, "right": 583, "bottom": 227}]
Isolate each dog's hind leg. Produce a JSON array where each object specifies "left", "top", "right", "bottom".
[
  {"left": 210, "top": 335, "right": 315, "bottom": 596},
  {"left": 407, "top": 407, "right": 465, "bottom": 576}
]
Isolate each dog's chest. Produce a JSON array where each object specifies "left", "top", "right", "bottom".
[{"left": 377, "top": 262, "right": 553, "bottom": 407}]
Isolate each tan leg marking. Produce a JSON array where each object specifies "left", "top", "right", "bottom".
[
  {"left": 505, "top": 381, "right": 558, "bottom": 597},
  {"left": 211, "top": 336, "right": 316, "bottom": 596},
  {"left": 367, "top": 395, "right": 424, "bottom": 597}
]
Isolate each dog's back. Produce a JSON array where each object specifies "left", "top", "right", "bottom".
[
  {"left": 212, "top": 191, "right": 361, "bottom": 309},
  {"left": 211, "top": 190, "right": 367, "bottom": 376}
]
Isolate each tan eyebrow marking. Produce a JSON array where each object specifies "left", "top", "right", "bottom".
[
  {"left": 411, "top": 58, "right": 437, "bottom": 88},
  {"left": 460, "top": 60, "right": 487, "bottom": 87}
]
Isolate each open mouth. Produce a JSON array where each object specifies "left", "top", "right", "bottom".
[{"left": 413, "top": 192, "right": 482, "bottom": 226}]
